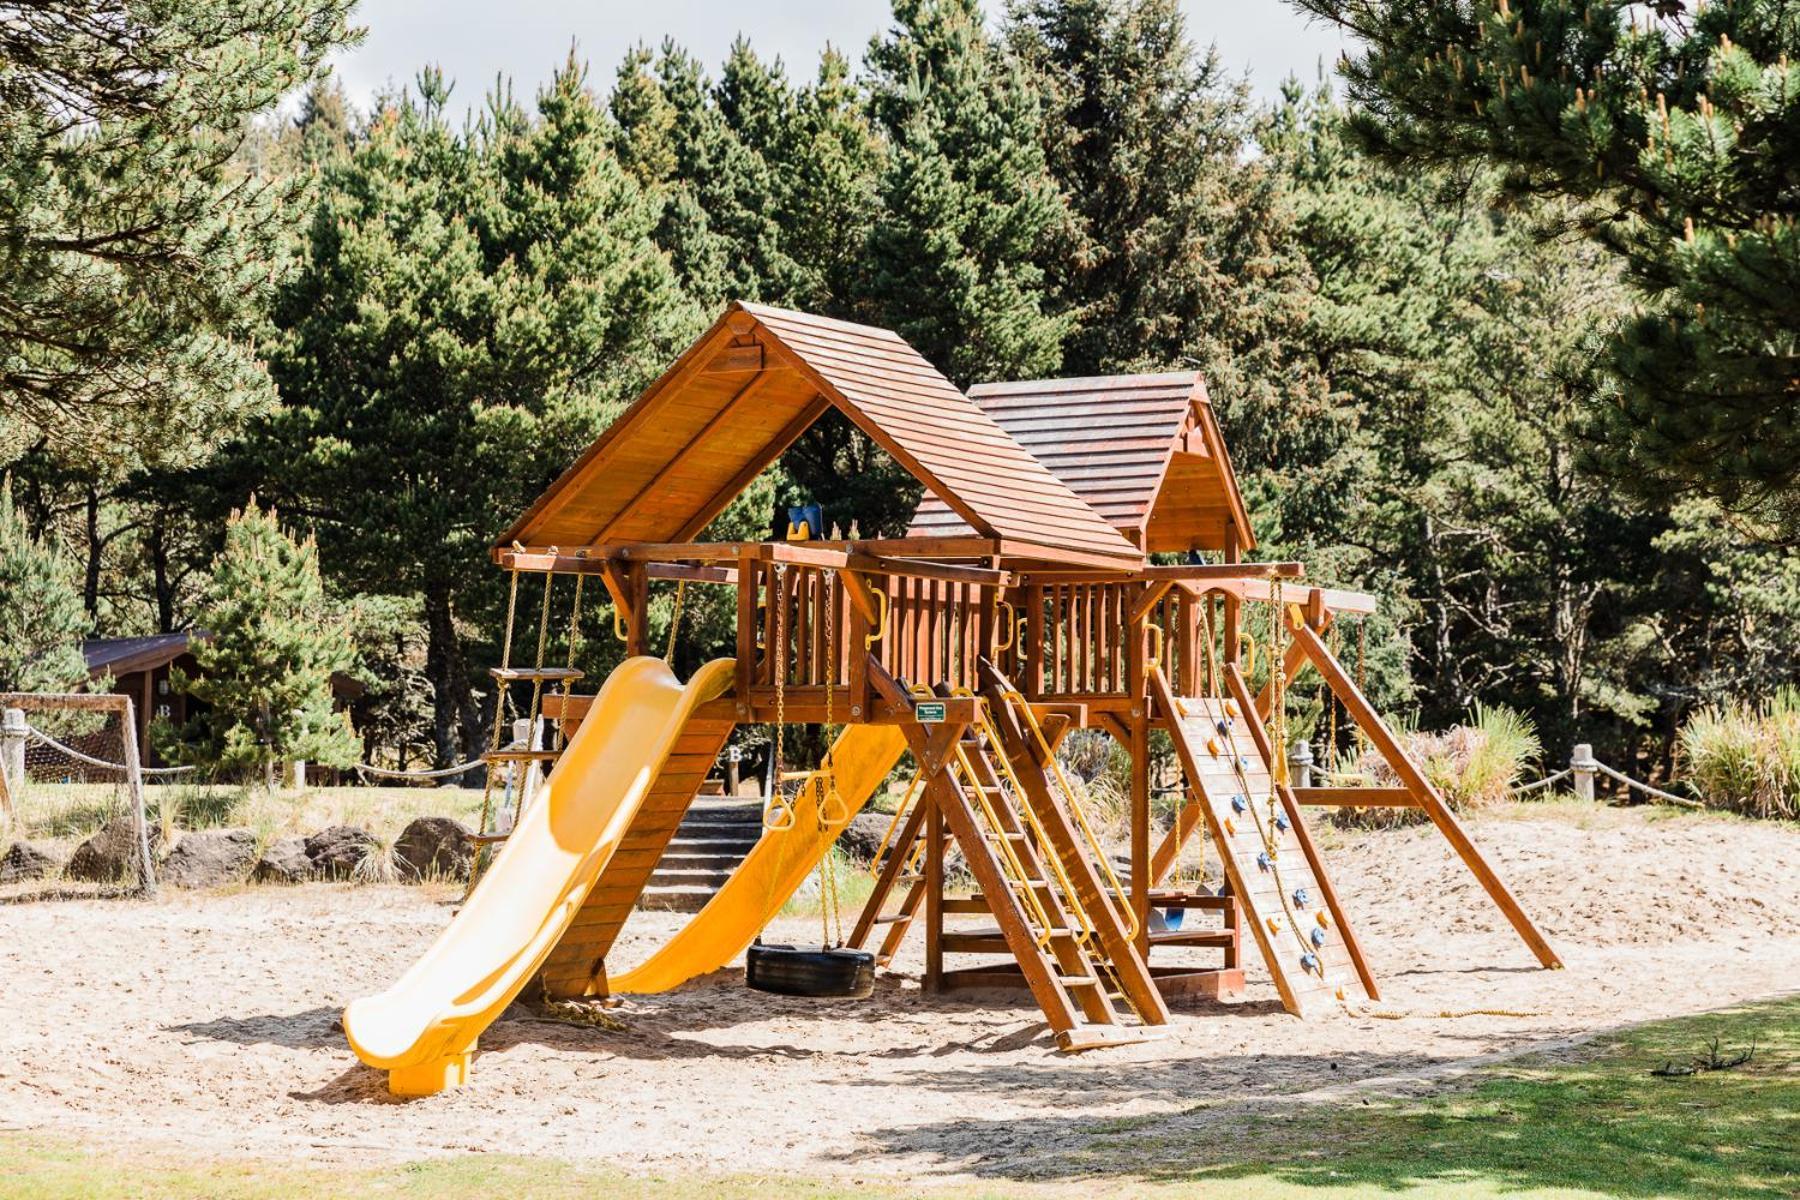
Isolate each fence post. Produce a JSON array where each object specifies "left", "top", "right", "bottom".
[
  {"left": 1571, "top": 743, "right": 1598, "bottom": 802},
  {"left": 1, "top": 707, "right": 25, "bottom": 795},
  {"left": 1288, "top": 738, "right": 1314, "bottom": 789}
]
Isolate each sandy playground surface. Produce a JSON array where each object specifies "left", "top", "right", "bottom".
[{"left": 2, "top": 802, "right": 1797, "bottom": 1184}]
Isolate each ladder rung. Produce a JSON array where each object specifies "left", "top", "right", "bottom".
[
  {"left": 464, "top": 831, "right": 510, "bottom": 845},
  {"left": 870, "top": 914, "right": 908, "bottom": 925},
  {"left": 489, "top": 666, "right": 585, "bottom": 682},
  {"left": 984, "top": 830, "right": 1028, "bottom": 843},
  {"left": 1055, "top": 973, "right": 1098, "bottom": 988},
  {"left": 483, "top": 749, "right": 560, "bottom": 763}
]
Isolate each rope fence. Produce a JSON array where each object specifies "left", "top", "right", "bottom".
[
  {"left": 354, "top": 758, "right": 486, "bottom": 782},
  {"left": 23, "top": 725, "right": 195, "bottom": 777},
  {"left": 1290, "top": 739, "right": 1704, "bottom": 809}
]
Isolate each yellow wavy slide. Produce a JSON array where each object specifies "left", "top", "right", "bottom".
[
  {"left": 608, "top": 723, "right": 906, "bottom": 994},
  {"left": 343, "top": 656, "right": 736, "bottom": 1096}
]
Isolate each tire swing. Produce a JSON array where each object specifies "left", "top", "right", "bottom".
[{"left": 746, "top": 563, "right": 875, "bottom": 1000}]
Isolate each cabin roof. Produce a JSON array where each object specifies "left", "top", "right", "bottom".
[
  {"left": 906, "top": 371, "right": 1255, "bottom": 553},
  {"left": 499, "top": 302, "right": 1141, "bottom": 565},
  {"left": 82, "top": 633, "right": 194, "bottom": 677}
]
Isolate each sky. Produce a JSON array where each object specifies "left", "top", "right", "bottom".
[{"left": 328, "top": 0, "right": 1357, "bottom": 120}]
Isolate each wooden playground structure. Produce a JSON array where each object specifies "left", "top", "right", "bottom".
[{"left": 470, "top": 302, "right": 1560, "bottom": 1050}]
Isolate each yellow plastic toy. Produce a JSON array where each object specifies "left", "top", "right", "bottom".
[{"left": 342, "top": 657, "right": 735, "bottom": 1096}]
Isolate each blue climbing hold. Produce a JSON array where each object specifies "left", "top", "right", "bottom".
[
  {"left": 1256, "top": 851, "right": 1272, "bottom": 871},
  {"left": 1292, "top": 887, "right": 1310, "bottom": 907},
  {"left": 1300, "top": 952, "right": 1320, "bottom": 973},
  {"left": 1231, "top": 794, "right": 1247, "bottom": 814},
  {"left": 1274, "top": 813, "right": 1289, "bottom": 832},
  {"left": 1215, "top": 718, "right": 1232, "bottom": 736},
  {"left": 1311, "top": 926, "right": 1327, "bottom": 948}
]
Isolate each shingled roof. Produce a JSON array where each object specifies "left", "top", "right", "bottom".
[
  {"left": 906, "top": 371, "right": 1254, "bottom": 553},
  {"left": 499, "top": 303, "right": 1141, "bottom": 566}
]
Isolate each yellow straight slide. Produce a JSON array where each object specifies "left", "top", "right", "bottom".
[
  {"left": 343, "top": 656, "right": 736, "bottom": 1096},
  {"left": 608, "top": 723, "right": 906, "bottom": 994}
]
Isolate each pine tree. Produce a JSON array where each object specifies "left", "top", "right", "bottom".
[
  {"left": 245, "top": 59, "right": 690, "bottom": 768},
  {"left": 0, "top": 486, "right": 89, "bottom": 693},
  {"left": 864, "top": 0, "right": 1071, "bottom": 385},
  {"left": 0, "top": 0, "right": 357, "bottom": 471},
  {"left": 1290, "top": 0, "right": 1800, "bottom": 532},
  {"left": 158, "top": 501, "right": 358, "bottom": 787},
  {"left": 609, "top": 42, "right": 804, "bottom": 308}
]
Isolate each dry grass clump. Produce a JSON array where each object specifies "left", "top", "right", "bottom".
[
  {"left": 1331, "top": 703, "right": 1541, "bottom": 829},
  {"left": 1678, "top": 688, "right": 1800, "bottom": 820}
]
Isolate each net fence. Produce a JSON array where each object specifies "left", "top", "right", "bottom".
[{"left": 1, "top": 697, "right": 155, "bottom": 897}]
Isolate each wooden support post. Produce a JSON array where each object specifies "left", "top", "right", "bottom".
[
  {"left": 1129, "top": 712, "right": 1150, "bottom": 958},
  {"left": 925, "top": 791, "right": 944, "bottom": 994},
  {"left": 1025, "top": 584, "right": 1044, "bottom": 697},
  {"left": 735, "top": 553, "right": 757, "bottom": 715},
  {"left": 1222, "top": 523, "right": 1242, "bottom": 666},
  {"left": 624, "top": 562, "right": 650, "bottom": 657},
  {"left": 1288, "top": 618, "right": 1563, "bottom": 970}
]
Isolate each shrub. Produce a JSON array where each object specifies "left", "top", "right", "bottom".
[
  {"left": 1678, "top": 690, "right": 1800, "bottom": 820},
  {"left": 1332, "top": 704, "right": 1540, "bottom": 829}
]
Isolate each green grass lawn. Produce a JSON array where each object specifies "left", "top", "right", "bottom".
[{"left": 1, "top": 996, "right": 1791, "bottom": 1199}]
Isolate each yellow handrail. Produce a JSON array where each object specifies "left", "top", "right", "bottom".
[{"left": 996, "top": 684, "right": 1140, "bottom": 942}]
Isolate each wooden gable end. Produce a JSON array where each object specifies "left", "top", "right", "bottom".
[{"left": 907, "top": 372, "right": 1254, "bottom": 553}]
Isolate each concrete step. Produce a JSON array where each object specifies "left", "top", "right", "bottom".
[
  {"left": 647, "top": 868, "right": 736, "bottom": 889},
  {"left": 665, "top": 834, "right": 759, "bottom": 854},
  {"left": 658, "top": 852, "right": 744, "bottom": 871}
]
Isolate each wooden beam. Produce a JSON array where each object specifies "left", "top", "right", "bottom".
[
  {"left": 0, "top": 692, "right": 129, "bottom": 713},
  {"left": 1288, "top": 618, "right": 1563, "bottom": 969},
  {"left": 847, "top": 554, "right": 1008, "bottom": 587},
  {"left": 1016, "top": 562, "right": 1305, "bottom": 586},
  {"left": 1128, "top": 580, "right": 1176, "bottom": 627},
  {"left": 1191, "top": 578, "right": 1377, "bottom": 616}
]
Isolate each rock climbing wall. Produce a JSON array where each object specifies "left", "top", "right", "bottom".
[{"left": 1165, "top": 695, "right": 1355, "bottom": 1017}]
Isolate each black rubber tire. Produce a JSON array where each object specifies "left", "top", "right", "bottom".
[{"left": 745, "top": 944, "right": 876, "bottom": 999}]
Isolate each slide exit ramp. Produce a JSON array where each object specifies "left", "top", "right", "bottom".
[{"left": 342, "top": 657, "right": 735, "bottom": 1095}]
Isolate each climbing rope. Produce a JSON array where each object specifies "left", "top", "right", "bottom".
[{"left": 472, "top": 564, "right": 524, "bottom": 875}]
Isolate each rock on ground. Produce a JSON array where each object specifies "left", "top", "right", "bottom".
[
  {"left": 0, "top": 840, "right": 69, "bottom": 883},
  {"left": 836, "top": 811, "right": 895, "bottom": 865},
  {"left": 304, "top": 825, "right": 376, "bottom": 879},
  {"left": 65, "top": 816, "right": 159, "bottom": 883},
  {"left": 392, "top": 816, "right": 472, "bottom": 881},
  {"left": 162, "top": 828, "right": 259, "bottom": 889},
  {"left": 253, "top": 836, "right": 314, "bottom": 884}
]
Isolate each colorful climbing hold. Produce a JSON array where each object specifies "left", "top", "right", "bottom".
[
  {"left": 1267, "top": 915, "right": 1283, "bottom": 934},
  {"left": 1206, "top": 736, "right": 1222, "bottom": 757},
  {"left": 1316, "top": 910, "right": 1331, "bottom": 928},
  {"left": 1311, "top": 926, "right": 1327, "bottom": 947},
  {"left": 1231, "top": 794, "right": 1247, "bottom": 814},
  {"left": 1256, "top": 851, "right": 1272, "bottom": 871},
  {"left": 1223, "top": 817, "right": 1236, "bottom": 836},
  {"left": 1292, "top": 887, "right": 1310, "bottom": 907},
  {"left": 1274, "top": 813, "right": 1289, "bottom": 832},
  {"left": 1215, "top": 718, "right": 1232, "bottom": 737},
  {"left": 1300, "top": 952, "right": 1320, "bottom": 973}
]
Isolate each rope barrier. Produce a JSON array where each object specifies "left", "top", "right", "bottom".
[
  {"left": 22, "top": 726, "right": 195, "bottom": 777},
  {"left": 354, "top": 758, "right": 486, "bottom": 782},
  {"left": 1594, "top": 761, "right": 1703, "bottom": 809},
  {"left": 1507, "top": 768, "right": 1571, "bottom": 795}
]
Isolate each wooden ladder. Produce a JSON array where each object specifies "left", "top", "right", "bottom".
[{"left": 858, "top": 666, "right": 1164, "bottom": 1049}]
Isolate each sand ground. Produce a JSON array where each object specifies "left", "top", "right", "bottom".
[{"left": 1, "top": 802, "right": 1796, "bottom": 1184}]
